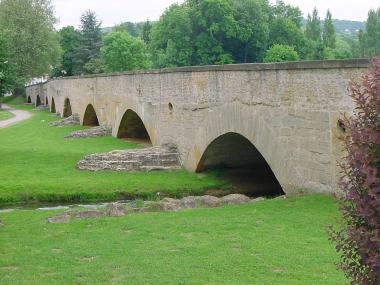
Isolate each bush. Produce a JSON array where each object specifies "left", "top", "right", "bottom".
[
  {"left": 329, "top": 57, "right": 380, "bottom": 284},
  {"left": 264, "top": 44, "right": 299, "bottom": 63}
]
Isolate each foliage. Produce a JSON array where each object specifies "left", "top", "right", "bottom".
[
  {"left": 101, "top": 31, "right": 151, "bottom": 72},
  {"left": 329, "top": 58, "right": 380, "bottom": 285},
  {"left": 71, "top": 10, "right": 103, "bottom": 75},
  {"left": 0, "top": 0, "right": 61, "bottom": 82},
  {"left": 323, "top": 10, "right": 336, "bottom": 49},
  {"left": 305, "top": 8, "right": 322, "bottom": 42},
  {"left": 141, "top": 20, "right": 153, "bottom": 45},
  {"left": 0, "top": 195, "right": 345, "bottom": 284},
  {"left": 0, "top": 31, "right": 18, "bottom": 96},
  {"left": 359, "top": 8, "right": 380, "bottom": 57},
  {"left": 264, "top": 44, "right": 299, "bottom": 62},
  {"left": 271, "top": 0, "right": 303, "bottom": 28},
  {"left": 0, "top": 109, "right": 14, "bottom": 121}
]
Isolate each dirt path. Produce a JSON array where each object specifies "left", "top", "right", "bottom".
[{"left": 0, "top": 104, "right": 32, "bottom": 128}]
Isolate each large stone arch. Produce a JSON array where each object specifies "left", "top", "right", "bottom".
[
  {"left": 63, "top": 98, "right": 72, "bottom": 117},
  {"left": 188, "top": 102, "right": 305, "bottom": 194},
  {"left": 82, "top": 104, "right": 100, "bottom": 126},
  {"left": 116, "top": 109, "right": 151, "bottom": 142},
  {"left": 51, "top": 97, "right": 56, "bottom": 113},
  {"left": 36, "top": 95, "right": 41, "bottom": 107}
]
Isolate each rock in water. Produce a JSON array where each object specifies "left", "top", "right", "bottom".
[
  {"left": 75, "top": 210, "right": 103, "bottom": 219},
  {"left": 105, "top": 203, "right": 126, "bottom": 217},
  {"left": 221, "top": 194, "right": 251, "bottom": 205},
  {"left": 47, "top": 213, "right": 71, "bottom": 223}
]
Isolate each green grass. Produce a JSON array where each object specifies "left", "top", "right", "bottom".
[
  {"left": 0, "top": 100, "right": 226, "bottom": 205},
  {"left": 0, "top": 109, "right": 14, "bottom": 121},
  {"left": 0, "top": 195, "right": 345, "bottom": 285}
]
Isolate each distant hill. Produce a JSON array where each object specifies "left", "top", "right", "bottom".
[{"left": 332, "top": 19, "right": 365, "bottom": 34}]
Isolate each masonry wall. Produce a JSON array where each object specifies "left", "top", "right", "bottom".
[{"left": 26, "top": 59, "right": 369, "bottom": 195}]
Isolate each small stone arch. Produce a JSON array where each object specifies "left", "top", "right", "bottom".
[
  {"left": 63, "top": 98, "right": 72, "bottom": 117},
  {"left": 83, "top": 104, "right": 99, "bottom": 126},
  {"left": 36, "top": 95, "right": 41, "bottom": 107},
  {"left": 27, "top": 96, "right": 31, "bottom": 103},
  {"left": 51, "top": 97, "right": 56, "bottom": 113},
  {"left": 196, "top": 132, "right": 284, "bottom": 197},
  {"left": 117, "top": 109, "right": 151, "bottom": 142},
  {"left": 45, "top": 97, "right": 49, "bottom": 105}
]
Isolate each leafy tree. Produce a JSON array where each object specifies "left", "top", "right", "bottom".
[
  {"left": 101, "top": 31, "right": 151, "bottom": 72},
  {"left": 53, "top": 26, "right": 81, "bottom": 76},
  {"left": 305, "top": 8, "right": 321, "bottom": 42},
  {"left": 323, "top": 10, "right": 336, "bottom": 49},
  {"left": 188, "top": 0, "right": 237, "bottom": 65},
  {"left": 0, "top": 0, "right": 61, "bottom": 82},
  {"left": 229, "top": 0, "right": 270, "bottom": 63},
  {"left": 271, "top": 0, "right": 303, "bottom": 28},
  {"left": 0, "top": 31, "right": 18, "bottom": 100},
  {"left": 329, "top": 57, "right": 380, "bottom": 285},
  {"left": 150, "top": 4, "right": 193, "bottom": 67},
  {"left": 359, "top": 8, "right": 380, "bottom": 57},
  {"left": 332, "top": 37, "right": 353, "bottom": 59},
  {"left": 141, "top": 20, "right": 153, "bottom": 45},
  {"left": 72, "top": 10, "right": 102, "bottom": 75},
  {"left": 264, "top": 44, "right": 299, "bottom": 62}
]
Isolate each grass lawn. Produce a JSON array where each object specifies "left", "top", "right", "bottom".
[
  {"left": 0, "top": 109, "right": 14, "bottom": 121},
  {"left": 0, "top": 99, "right": 225, "bottom": 205},
  {"left": 0, "top": 195, "right": 345, "bottom": 285}
]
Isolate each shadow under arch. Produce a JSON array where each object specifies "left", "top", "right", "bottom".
[
  {"left": 196, "top": 132, "right": 284, "bottom": 197},
  {"left": 117, "top": 109, "right": 151, "bottom": 142},
  {"left": 45, "top": 97, "right": 49, "bottom": 105},
  {"left": 27, "top": 96, "right": 31, "bottom": 103},
  {"left": 36, "top": 95, "right": 41, "bottom": 107},
  {"left": 83, "top": 104, "right": 99, "bottom": 126},
  {"left": 63, "top": 98, "right": 72, "bottom": 117},
  {"left": 51, "top": 97, "right": 56, "bottom": 113}
]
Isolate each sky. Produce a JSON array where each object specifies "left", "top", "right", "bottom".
[{"left": 53, "top": 0, "right": 379, "bottom": 29}]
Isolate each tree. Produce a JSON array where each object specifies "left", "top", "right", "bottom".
[
  {"left": 149, "top": 4, "right": 193, "bottom": 67},
  {"left": 264, "top": 44, "right": 299, "bottom": 62},
  {"left": 305, "top": 8, "right": 321, "bottom": 42},
  {"left": 0, "top": 31, "right": 18, "bottom": 101},
  {"left": 0, "top": 0, "right": 61, "bottom": 83},
  {"left": 53, "top": 26, "right": 81, "bottom": 77},
  {"left": 72, "top": 10, "right": 102, "bottom": 75},
  {"left": 101, "top": 31, "right": 151, "bottom": 72},
  {"left": 359, "top": 8, "right": 380, "bottom": 57},
  {"left": 141, "top": 20, "right": 153, "bottom": 45},
  {"left": 323, "top": 10, "right": 336, "bottom": 49},
  {"left": 229, "top": 0, "right": 270, "bottom": 63},
  {"left": 329, "top": 57, "right": 380, "bottom": 285},
  {"left": 272, "top": 0, "right": 303, "bottom": 28}
]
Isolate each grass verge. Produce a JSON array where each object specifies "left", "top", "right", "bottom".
[
  {"left": 0, "top": 98, "right": 226, "bottom": 206},
  {"left": 0, "top": 195, "right": 345, "bottom": 285},
  {"left": 0, "top": 109, "right": 14, "bottom": 121}
]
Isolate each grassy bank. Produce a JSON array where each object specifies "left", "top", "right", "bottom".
[
  {"left": 0, "top": 195, "right": 345, "bottom": 285},
  {"left": 0, "top": 100, "right": 226, "bottom": 205}
]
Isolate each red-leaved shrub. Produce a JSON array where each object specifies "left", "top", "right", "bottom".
[{"left": 329, "top": 57, "right": 380, "bottom": 284}]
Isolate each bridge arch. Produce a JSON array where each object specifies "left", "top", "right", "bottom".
[
  {"left": 117, "top": 109, "right": 151, "bottom": 143},
  {"left": 51, "top": 97, "right": 56, "bottom": 113},
  {"left": 36, "top": 95, "right": 41, "bottom": 107},
  {"left": 196, "top": 132, "right": 284, "bottom": 197},
  {"left": 27, "top": 96, "right": 31, "bottom": 103},
  {"left": 82, "top": 104, "right": 99, "bottom": 126},
  {"left": 63, "top": 98, "right": 72, "bottom": 117},
  {"left": 45, "top": 97, "right": 49, "bottom": 105}
]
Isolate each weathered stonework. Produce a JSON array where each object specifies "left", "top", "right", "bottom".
[
  {"left": 65, "top": 126, "right": 112, "bottom": 139},
  {"left": 49, "top": 114, "right": 80, "bottom": 126},
  {"left": 26, "top": 59, "right": 370, "bottom": 194},
  {"left": 77, "top": 146, "right": 181, "bottom": 172}
]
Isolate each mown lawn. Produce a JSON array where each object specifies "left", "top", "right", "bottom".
[
  {"left": 0, "top": 100, "right": 225, "bottom": 205},
  {"left": 0, "top": 109, "right": 14, "bottom": 121},
  {"left": 0, "top": 195, "right": 345, "bottom": 285}
]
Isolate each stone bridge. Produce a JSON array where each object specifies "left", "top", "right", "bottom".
[{"left": 26, "top": 59, "right": 369, "bottom": 195}]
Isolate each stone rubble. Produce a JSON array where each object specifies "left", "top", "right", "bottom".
[
  {"left": 65, "top": 126, "right": 112, "bottom": 139},
  {"left": 35, "top": 105, "right": 49, "bottom": 111},
  {"left": 105, "top": 203, "right": 126, "bottom": 217},
  {"left": 77, "top": 146, "right": 181, "bottom": 172},
  {"left": 49, "top": 114, "right": 80, "bottom": 126}
]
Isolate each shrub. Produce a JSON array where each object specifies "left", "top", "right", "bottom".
[
  {"left": 263, "top": 44, "right": 299, "bottom": 63},
  {"left": 329, "top": 57, "right": 380, "bottom": 284}
]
